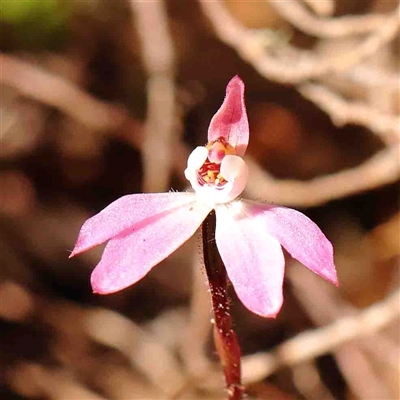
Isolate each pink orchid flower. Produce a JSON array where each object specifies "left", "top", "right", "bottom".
[{"left": 70, "top": 76, "right": 337, "bottom": 317}]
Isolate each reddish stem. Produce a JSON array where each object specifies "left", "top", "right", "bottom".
[{"left": 202, "top": 210, "right": 244, "bottom": 400}]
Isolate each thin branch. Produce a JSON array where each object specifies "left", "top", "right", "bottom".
[
  {"left": 299, "top": 83, "right": 400, "bottom": 144},
  {"left": 334, "top": 64, "right": 399, "bottom": 92},
  {"left": 241, "top": 287, "right": 400, "bottom": 383},
  {"left": 270, "top": 0, "right": 394, "bottom": 38},
  {"left": 287, "top": 265, "right": 399, "bottom": 399},
  {"left": 0, "top": 54, "right": 128, "bottom": 131},
  {"left": 85, "top": 308, "right": 186, "bottom": 398},
  {"left": 183, "top": 273, "right": 399, "bottom": 394},
  {"left": 292, "top": 362, "right": 336, "bottom": 400},
  {"left": 244, "top": 147, "right": 400, "bottom": 207},
  {"left": 180, "top": 248, "right": 213, "bottom": 378},
  {"left": 3, "top": 55, "right": 397, "bottom": 209},
  {"left": 198, "top": 0, "right": 400, "bottom": 83},
  {"left": 333, "top": 344, "right": 395, "bottom": 399},
  {"left": 130, "top": 0, "right": 177, "bottom": 192},
  {"left": 7, "top": 363, "right": 107, "bottom": 400},
  {"left": 301, "top": 0, "right": 335, "bottom": 17}
]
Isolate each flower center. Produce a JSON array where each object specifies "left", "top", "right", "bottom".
[{"left": 196, "top": 138, "right": 236, "bottom": 188}]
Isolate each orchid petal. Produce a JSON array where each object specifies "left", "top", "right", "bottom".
[
  {"left": 220, "top": 154, "right": 249, "bottom": 200},
  {"left": 242, "top": 200, "right": 338, "bottom": 286},
  {"left": 186, "top": 146, "right": 208, "bottom": 170},
  {"left": 70, "top": 192, "right": 200, "bottom": 257},
  {"left": 91, "top": 201, "right": 212, "bottom": 294},
  {"left": 215, "top": 203, "right": 285, "bottom": 317},
  {"left": 184, "top": 146, "right": 207, "bottom": 191},
  {"left": 208, "top": 76, "right": 249, "bottom": 156},
  {"left": 185, "top": 149, "right": 249, "bottom": 207}
]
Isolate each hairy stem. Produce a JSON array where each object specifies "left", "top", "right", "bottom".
[{"left": 202, "top": 210, "right": 244, "bottom": 400}]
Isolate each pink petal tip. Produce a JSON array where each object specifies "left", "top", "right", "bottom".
[{"left": 208, "top": 76, "right": 249, "bottom": 156}]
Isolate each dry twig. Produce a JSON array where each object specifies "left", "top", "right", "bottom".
[
  {"left": 130, "top": 0, "right": 177, "bottom": 192},
  {"left": 180, "top": 248, "right": 213, "bottom": 378},
  {"left": 288, "top": 265, "right": 399, "bottom": 399},
  {"left": 198, "top": 0, "right": 400, "bottom": 83},
  {"left": 85, "top": 308, "right": 186, "bottom": 398},
  {"left": 3, "top": 54, "right": 397, "bottom": 208},
  {"left": 241, "top": 286, "right": 400, "bottom": 383},
  {"left": 299, "top": 83, "right": 400, "bottom": 145},
  {"left": 269, "top": 0, "right": 394, "bottom": 38},
  {"left": 0, "top": 54, "right": 128, "bottom": 132},
  {"left": 245, "top": 146, "right": 400, "bottom": 207},
  {"left": 302, "top": 0, "right": 335, "bottom": 17},
  {"left": 7, "top": 363, "right": 107, "bottom": 400}
]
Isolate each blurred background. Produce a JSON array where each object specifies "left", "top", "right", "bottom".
[{"left": 0, "top": 0, "right": 399, "bottom": 399}]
